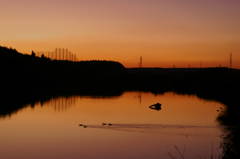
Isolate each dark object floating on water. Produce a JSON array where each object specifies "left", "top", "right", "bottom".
[
  {"left": 79, "top": 124, "right": 88, "bottom": 128},
  {"left": 149, "top": 103, "right": 162, "bottom": 111},
  {"left": 102, "top": 123, "right": 113, "bottom": 126}
]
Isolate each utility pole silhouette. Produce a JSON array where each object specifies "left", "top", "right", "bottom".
[
  {"left": 230, "top": 52, "right": 232, "bottom": 68},
  {"left": 139, "top": 56, "right": 142, "bottom": 68},
  {"left": 138, "top": 92, "right": 142, "bottom": 105},
  {"left": 55, "top": 49, "right": 57, "bottom": 59},
  {"left": 37, "top": 48, "right": 78, "bottom": 61}
]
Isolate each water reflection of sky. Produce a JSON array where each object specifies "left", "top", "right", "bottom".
[{"left": 0, "top": 92, "right": 224, "bottom": 159}]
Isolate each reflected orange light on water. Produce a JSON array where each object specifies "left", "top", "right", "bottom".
[{"left": 0, "top": 92, "right": 223, "bottom": 159}]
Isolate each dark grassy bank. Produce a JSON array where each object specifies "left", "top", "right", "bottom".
[
  {"left": 126, "top": 67, "right": 240, "bottom": 106},
  {"left": 0, "top": 46, "right": 240, "bottom": 158}
]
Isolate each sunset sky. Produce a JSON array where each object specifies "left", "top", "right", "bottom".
[{"left": 0, "top": 0, "right": 240, "bottom": 67}]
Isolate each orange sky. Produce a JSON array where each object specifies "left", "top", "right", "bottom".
[{"left": 0, "top": 0, "right": 240, "bottom": 68}]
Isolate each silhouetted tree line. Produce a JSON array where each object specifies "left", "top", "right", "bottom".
[
  {"left": 1, "top": 45, "right": 240, "bottom": 106},
  {"left": 0, "top": 46, "right": 126, "bottom": 91},
  {"left": 1, "top": 45, "right": 240, "bottom": 105}
]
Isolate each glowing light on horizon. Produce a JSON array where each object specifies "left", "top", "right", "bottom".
[{"left": 1, "top": 0, "right": 240, "bottom": 68}]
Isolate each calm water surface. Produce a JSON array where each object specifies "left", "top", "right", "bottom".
[{"left": 0, "top": 92, "right": 225, "bottom": 159}]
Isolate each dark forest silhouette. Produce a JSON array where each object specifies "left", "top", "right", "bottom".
[
  {"left": 0, "top": 46, "right": 125, "bottom": 91},
  {"left": 0, "top": 45, "right": 240, "bottom": 158}
]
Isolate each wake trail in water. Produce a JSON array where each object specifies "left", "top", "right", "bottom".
[{"left": 79, "top": 123, "right": 218, "bottom": 136}]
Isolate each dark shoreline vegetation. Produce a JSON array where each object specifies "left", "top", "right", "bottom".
[{"left": 0, "top": 46, "right": 240, "bottom": 158}]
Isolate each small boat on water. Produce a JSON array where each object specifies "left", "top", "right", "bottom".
[{"left": 149, "top": 103, "right": 162, "bottom": 111}]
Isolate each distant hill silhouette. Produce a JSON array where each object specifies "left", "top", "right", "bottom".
[{"left": 0, "top": 46, "right": 126, "bottom": 92}]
